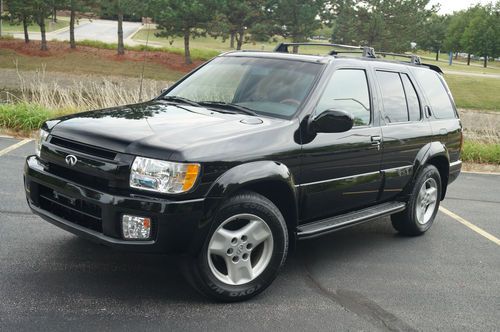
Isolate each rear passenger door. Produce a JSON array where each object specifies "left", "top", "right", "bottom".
[{"left": 375, "top": 70, "right": 433, "bottom": 201}]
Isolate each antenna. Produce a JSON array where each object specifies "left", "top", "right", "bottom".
[{"left": 138, "top": 19, "right": 151, "bottom": 102}]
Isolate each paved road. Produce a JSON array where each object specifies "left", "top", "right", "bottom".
[
  {"left": 0, "top": 138, "right": 498, "bottom": 331},
  {"left": 13, "top": 19, "right": 143, "bottom": 44}
]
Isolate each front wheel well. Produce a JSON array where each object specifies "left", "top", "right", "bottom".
[
  {"left": 426, "top": 156, "right": 449, "bottom": 200},
  {"left": 233, "top": 181, "right": 298, "bottom": 242}
]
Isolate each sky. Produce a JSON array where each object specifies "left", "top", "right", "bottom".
[{"left": 428, "top": 0, "right": 494, "bottom": 14}]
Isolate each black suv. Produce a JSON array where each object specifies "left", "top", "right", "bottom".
[{"left": 24, "top": 43, "right": 462, "bottom": 302}]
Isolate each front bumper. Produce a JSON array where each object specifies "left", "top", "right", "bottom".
[{"left": 24, "top": 156, "right": 215, "bottom": 254}]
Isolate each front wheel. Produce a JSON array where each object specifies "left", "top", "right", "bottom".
[
  {"left": 391, "top": 165, "right": 442, "bottom": 236},
  {"left": 186, "top": 191, "right": 288, "bottom": 302}
]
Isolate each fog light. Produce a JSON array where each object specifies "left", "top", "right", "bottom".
[{"left": 122, "top": 215, "right": 152, "bottom": 240}]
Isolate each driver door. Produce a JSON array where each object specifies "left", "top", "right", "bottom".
[{"left": 299, "top": 68, "right": 383, "bottom": 222}]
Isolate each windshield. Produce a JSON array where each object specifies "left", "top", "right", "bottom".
[{"left": 166, "top": 56, "right": 323, "bottom": 118}]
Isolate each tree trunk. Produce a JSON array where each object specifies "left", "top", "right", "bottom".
[
  {"left": 467, "top": 53, "right": 471, "bottom": 66},
  {"left": 40, "top": 16, "right": 48, "bottom": 51},
  {"left": 70, "top": 9, "right": 76, "bottom": 49},
  {"left": 454, "top": 52, "right": 458, "bottom": 60},
  {"left": 23, "top": 16, "right": 30, "bottom": 43},
  {"left": 52, "top": 7, "right": 57, "bottom": 23},
  {"left": 236, "top": 30, "right": 244, "bottom": 50},
  {"left": 230, "top": 32, "right": 235, "bottom": 49},
  {"left": 117, "top": 12, "right": 124, "bottom": 55},
  {"left": 435, "top": 49, "right": 439, "bottom": 61},
  {"left": 184, "top": 31, "right": 192, "bottom": 64},
  {"left": 483, "top": 56, "right": 487, "bottom": 68}
]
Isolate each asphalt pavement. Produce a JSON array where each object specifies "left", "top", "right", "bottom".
[
  {"left": 0, "top": 138, "right": 498, "bottom": 331},
  {"left": 13, "top": 19, "right": 143, "bottom": 44}
]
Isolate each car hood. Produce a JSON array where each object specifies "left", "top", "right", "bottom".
[{"left": 49, "top": 101, "right": 293, "bottom": 161}]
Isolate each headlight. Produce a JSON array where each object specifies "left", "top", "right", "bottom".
[
  {"left": 35, "top": 129, "right": 49, "bottom": 157},
  {"left": 130, "top": 157, "right": 200, "bottom": 194}
]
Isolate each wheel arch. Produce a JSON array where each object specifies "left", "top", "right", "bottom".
[
  {"left": 413, "top": 142, "right": 450, "bottom": 200},
  {"left": 204, "top": 161, "right": 299, "bottom": 242}
]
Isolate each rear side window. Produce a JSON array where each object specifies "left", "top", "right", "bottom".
[
  {"left": 413, "top": 68, "right": 456, "bottom": 119},
  {"left": 315, "top": 69, "right": 371, "bottom": 127},
  {"left": 401, "top": 74, "right": 421, "bottom": 121},
  {"left": 376, "top": 71, "right": 408, "bottom": 123}
]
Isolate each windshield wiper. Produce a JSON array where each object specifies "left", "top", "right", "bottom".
[
  {"left": 199, "top": 101, "right": 259, "bottom": 116},
  {"left": 161, "top": 95, "right": 202, "bottom": 107}
]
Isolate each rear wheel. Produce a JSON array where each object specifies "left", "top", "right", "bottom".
[
  {"left": 391, "top": 165, "right": 441, "bottom": 236},
  {"left": 186, "top": 191, "right": 288, "bottom": 302}
]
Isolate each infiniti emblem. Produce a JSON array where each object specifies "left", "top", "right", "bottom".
[{"left": 65, "top": 154, "right": 78, "bottom": 167}]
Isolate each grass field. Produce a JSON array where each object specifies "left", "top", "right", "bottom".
[
  {"left": 0, "top": 19, "right": 69, "bottom": 33},
  {"left": 0, "top": 48, "right": 183, "bottom": 82},
  {"left": 445, "top": 75, "right": 500, "bottom": 111}
]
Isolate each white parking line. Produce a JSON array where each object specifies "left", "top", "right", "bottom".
[
  {"left": 462, "top": 171, "right": 500, "bottom": 176},
  {"left": 440, "top": 206, "right": 500, "bottom": 246},
  {"left": 0, "top": 139, "right": 33, "bottom": 157}
]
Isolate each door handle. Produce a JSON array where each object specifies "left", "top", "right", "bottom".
[{"left": 371, "top": 136, "right": 382, "bottom": 150}]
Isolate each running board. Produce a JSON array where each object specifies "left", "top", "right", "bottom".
[{"left": 297, "top": 201, "right": 406, "bottom": 240}]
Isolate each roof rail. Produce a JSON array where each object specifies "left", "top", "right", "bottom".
[
  {"left": 274, "top": 42, "right": 376, "bottom": 58},
  {"left": 376, "top": 52, "right": 422, "bottom": 65},
  {"left": 273, "top": 42, "right": 428, "bottom": 68}
]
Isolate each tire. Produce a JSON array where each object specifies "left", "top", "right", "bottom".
[
  {"left": 391, "top": 165, "right": 442, "bottom": 236},
  {"left": 185, "top": 191, "right": 289, "bottom": 302}
]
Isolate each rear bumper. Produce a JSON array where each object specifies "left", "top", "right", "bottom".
[
  {"left": 449, "top": 160, "right": 462, "bottom": 184},
  {"left": 24, "top": 156, "right": 217, "bottom": 254}
]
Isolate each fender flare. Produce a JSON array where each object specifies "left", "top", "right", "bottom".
[
  {"left": 403, "top": 141, "right": 450, "bottom": 198},
  {"left": 188, "top": 161, "right": 299, "bottom": 255}
]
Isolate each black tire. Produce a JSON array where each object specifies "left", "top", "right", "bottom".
[
  {"left": 391, "top": 165, "right": 442, "bottom": 236},
  {"left": 185, "top": 191, "right": 288, "bottom": 302}
]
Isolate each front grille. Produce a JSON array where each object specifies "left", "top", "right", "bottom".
[
  {"left": 38, "top": 185, "right": 103, "bottom": 233},
  {"left": 48, "top": 163, "right": 110, "bottom": 189},
  {"left": 50, "top": 136, "right": 117, "bottom": 160}
]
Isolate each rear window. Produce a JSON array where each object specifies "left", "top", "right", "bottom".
[
  {"left": 413, "top": 68, "right": 456, "bottom": 119},
  {"left": 376, "top": 71, "right": 408, "bottom": 123}
]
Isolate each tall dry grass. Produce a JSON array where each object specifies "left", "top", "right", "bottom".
[{"left": 3, "top": 65, "right": 166, "bottom": 113}]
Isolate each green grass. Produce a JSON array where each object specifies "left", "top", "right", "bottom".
[
  {"left": 462, "top": 140, "right": 500, "bottom": 165},
  {"left": 444, "top": 75, "right": 500, "bottom": 111},
  {"left": 0, "top": 103, "right": 65, "bottom": 131},
  {"left": 0, "top": 48, "right": 184, "bottom": 82},
  {"left": 0, "top": 19, "right": 69, "bottom": 33},
  {"left": 78, "top": 39, "right": 220, "bottom": 61}
]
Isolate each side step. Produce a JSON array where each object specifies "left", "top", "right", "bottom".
[{"left": 297, "top": 201, "right": 406, "bottom": 240}]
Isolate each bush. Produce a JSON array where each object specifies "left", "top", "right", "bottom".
[
  {"left": 0, "top": 103, "right": 62, "bottom": 131},
  {"left": 462, "top": 140, "right": 500, "bottom": 165}
]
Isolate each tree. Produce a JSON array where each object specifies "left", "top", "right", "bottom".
[
  {"left": 267, "top": 0, "right": 332, "bottom": 53},
  {"left": 210, "top": 0, "right": 268, "bottom": 50},
  {"left": 33, "top": 0, "right": 54, "bottom": 50},
  {"left": 5, "top": 0, "right": 35, "bottom": 43},
  {"left": 100, "top": 0, "right": 144, "bottom": 55},
  {"left": 355, "top": 0, "right": 434, "bottom": 52},
  {"left": 331, "top": 0, "right": 358, "bottom": 45},
  {"left": 462, "top": 4, "right": 500, "bottom": 68},
  {"left": 418, "top": 13, "right": 448, "bottom": 61},
  {"left": 62, "top": 0, "right": 94, "bottom": 49},
  {"left": 154, "top": 0, "right": 217, "bottom": 64}
]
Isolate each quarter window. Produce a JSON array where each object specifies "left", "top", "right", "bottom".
[
  {"left": 315, "top": 69, "right": 371, "bottom": 127},
  {"left": 413, "top": 68, "right": 456, "bottom": 119}
]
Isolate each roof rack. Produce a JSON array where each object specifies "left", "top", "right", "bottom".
[
  {"left": 273, "top": 42, "right": 425, "bottom": 66},
  {"left": 274, "top": 42, "right": 376, "bottom": 58},
  {"left": 377, "top": 52, "right": 422, "bottom": 65}
]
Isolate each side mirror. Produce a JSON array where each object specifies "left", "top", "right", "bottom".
[
  {"left": 160, "top": 87, "right": 169, "bottom": 94},
  {"left": 311, "top": 109, "right": 354, "bottom": 133}
]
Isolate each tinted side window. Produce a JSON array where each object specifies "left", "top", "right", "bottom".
[
  {"left": 376, "top": 71, "right": 407, "bottom": 123},
  {"left": 413, "top": 68, "right": 456, "bottom": 119},
  {"left": 316, "top": 69, "right": 371, "bottom": 127},
  {"left": 401, "top": 74, "right": 421, "bottom": 121}
]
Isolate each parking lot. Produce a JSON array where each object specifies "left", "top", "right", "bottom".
[{"left": 0, "top": 137, "right": 498, "bottom": 331}]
